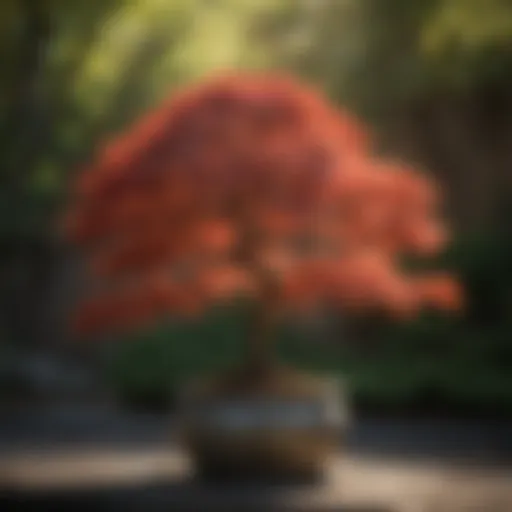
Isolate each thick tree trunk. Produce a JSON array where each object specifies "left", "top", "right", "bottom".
[
  {"left": 246, "top": 299, "right": 277, "bottom": 374},
  {"left": 245, "top": 268, "right": 281, "bottom": 375},
  {"left": 232, "top": 199, "right": 283, "bottom": 375}
]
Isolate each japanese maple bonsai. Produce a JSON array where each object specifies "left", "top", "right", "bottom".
[{"left": 64, "top": 73, "right": 461, "bottom": 480}]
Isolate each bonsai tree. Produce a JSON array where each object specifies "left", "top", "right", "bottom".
[{"left": 64, "top": 73, "right": 461, "bottom": 375}]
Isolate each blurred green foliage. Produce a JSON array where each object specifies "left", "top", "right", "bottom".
[
  {"left": 1, "top": 0, "right": 511, "bottom": 412},
  {"left": 104, "top": 303, "right": 249, "bottom": 409}
]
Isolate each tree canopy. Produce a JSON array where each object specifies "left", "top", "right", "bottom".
[{"left": 65, "top": 73, "right": 460, "bottom": 336}]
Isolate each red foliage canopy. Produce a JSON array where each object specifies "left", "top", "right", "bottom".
[{"left": 64, "top": 73, "right": 461, "bottom": 335}]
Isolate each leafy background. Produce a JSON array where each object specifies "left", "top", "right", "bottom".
[{"left": 1, "top": 0, "right": 511, "bottom": 415}]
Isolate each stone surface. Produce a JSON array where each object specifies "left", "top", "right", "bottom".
[
  {"left": 1, "top": 405, "right": 511, "bottom": 511},
  {"left": 1, "top": 447, "right": 511, "bottom": 511}
]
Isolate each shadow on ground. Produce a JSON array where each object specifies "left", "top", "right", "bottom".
[{"left": 0, "top": 480, "right": 392, "bottom": 512}]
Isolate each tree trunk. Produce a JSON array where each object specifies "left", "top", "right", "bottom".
[{"left": 245, "top": 267, "right": 281, "bottom": 375}]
